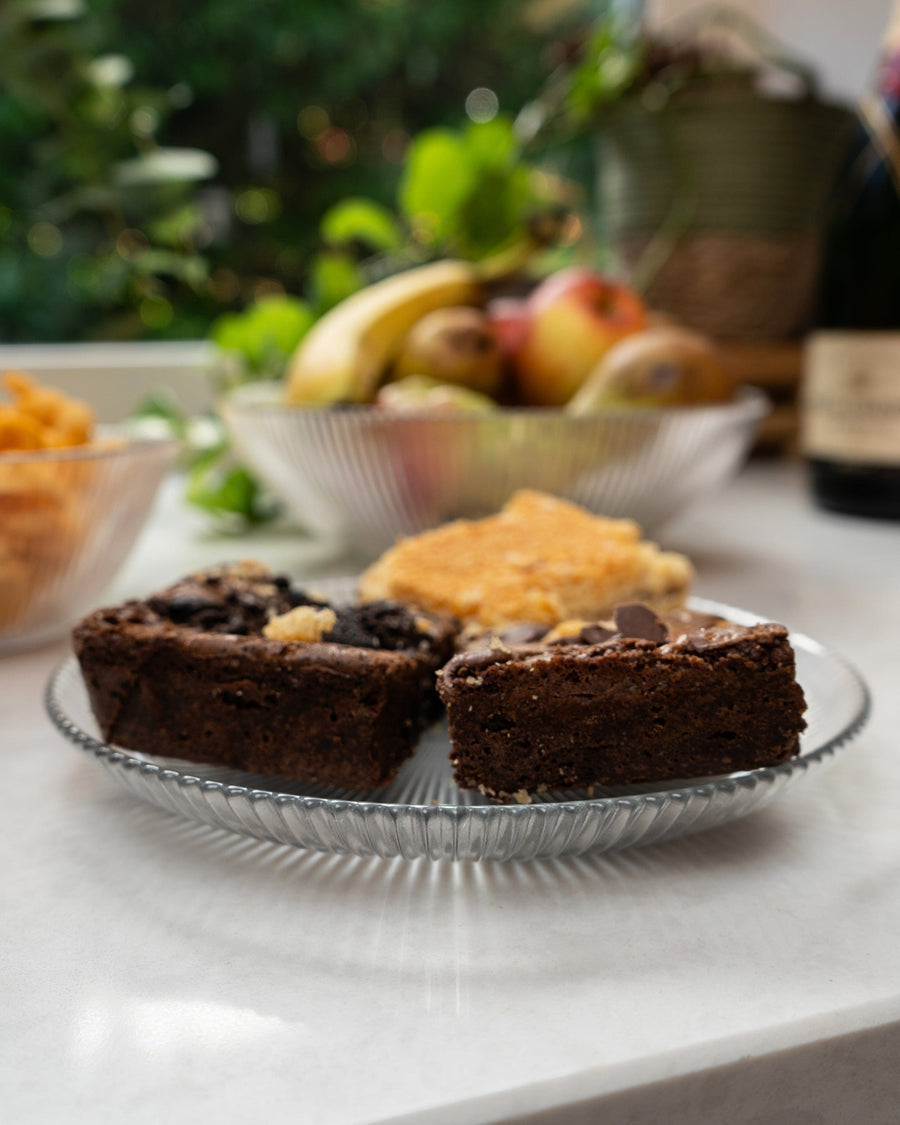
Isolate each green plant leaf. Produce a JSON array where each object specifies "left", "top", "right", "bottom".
[
  {"left": 464, "top": 117, "right": 518, "bottom": 169},
  {"left": 394, "top": 117, "right": 552, "bottom": 259},
  {"left": 566, "top": 25, "right": 643, "bottom": 121},
  {"left": 211, "top": 294, "right": 315, "bottom": 375},
  {"left": 308, "top": 250, "right": 363, "bottom": 314},
  {"left": 320, "top": 197, "right": 401, "bottom": 251},
  {"left": 456, "top": 163, "right": 535, "bottom": 257},
  {"left": 399, "top": 128, "right": 476, "bottom": 243},
  {"left": 147, "top": 203, "right": 204, "bottom": 247},
  {"left": 130, "top": 247, "right": 208, "bottom": 285},
  {"left": 186, "top": 459, "right": 275, "bottom": 524},
  {"left": 130, "top": 390, "right": 190, "bottom": 438}
]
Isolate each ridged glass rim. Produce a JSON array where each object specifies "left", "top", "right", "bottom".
[
  {"left": 45, "top": 598, "right": 871, "bottom": 828},
  {"left": 221, "top": 381, "right": 770, "bottom": 424},
  {"left": 0, "top": 431, "right": 178, "bottom": 466}
]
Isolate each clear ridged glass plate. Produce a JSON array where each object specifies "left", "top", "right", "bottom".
[{"left": 46, "top": 598, "right": 870, "bottom": 861}]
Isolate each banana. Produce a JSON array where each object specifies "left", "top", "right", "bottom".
[{"left": 284, "top": 259, "right": 484, "bottom": 405}]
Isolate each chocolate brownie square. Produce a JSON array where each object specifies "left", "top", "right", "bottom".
[
  {"left": 74, "top": 563, "right": 457, "bottom": 789},
  {"left": 437, "top": 604, "right": 807, "bottom": 802}
]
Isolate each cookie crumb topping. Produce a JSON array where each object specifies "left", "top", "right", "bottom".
[
  {"left": 543, "top": 619, "right": 590, "bottom": 643},
  {"left": 264, "top": 605, "right": 337, "bottom": 643}
]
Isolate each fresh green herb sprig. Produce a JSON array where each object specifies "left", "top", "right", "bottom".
[{"left": 130, "top": 392, "right": 277, "bottom": 526}]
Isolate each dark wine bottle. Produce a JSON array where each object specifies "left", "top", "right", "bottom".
[{"left": 803, "top": 8, "right": 900, "bottom": 519}]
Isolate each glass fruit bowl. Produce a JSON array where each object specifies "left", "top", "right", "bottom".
[
  {"left": 0, "top": 435, "right": 177, "bottom": 654},
  {"left": 221, "top": 383, "right": 768, "bottom": 556}
]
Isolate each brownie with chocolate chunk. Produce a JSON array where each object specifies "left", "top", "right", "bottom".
[
  {"left": 74, "top": 563, "right": 457, "bottom": 789},
  {"left": 437, "top": 604, "right": 807, "bottom": 803}
]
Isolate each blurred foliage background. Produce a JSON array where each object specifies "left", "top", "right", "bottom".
[{"left": 0, "top": 0, "right": 605, "bottom": 344}]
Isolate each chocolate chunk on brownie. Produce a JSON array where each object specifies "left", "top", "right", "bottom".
[
  {"left": 437, "top": 607, "right": 807, "bottom": 802},
  {"left": 74, "top": 563, "right": 457, "bottom": 789}
]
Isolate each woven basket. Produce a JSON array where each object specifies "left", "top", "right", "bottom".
[{"left": 596, "top": 87, "right": 853, "bottom": 339}]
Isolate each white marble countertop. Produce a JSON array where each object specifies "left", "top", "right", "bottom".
[{"left": 3, "top": 461, "right": 900, "bottom": 1124}]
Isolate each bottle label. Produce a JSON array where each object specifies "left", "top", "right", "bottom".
[{"left": 802, "top": 332, "right": 900, "bottom": 465}]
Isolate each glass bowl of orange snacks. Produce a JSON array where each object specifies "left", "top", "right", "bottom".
[{"left": 0, "top": 372, "right": 177, "bottom": 654}]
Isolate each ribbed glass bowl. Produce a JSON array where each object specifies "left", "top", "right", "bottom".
[
  {"left": 46, "top": 598, "right": 870, "bottom": 861},
  {"left": 0, "top": 435, "right": 177, "bottom": 654},
  {"left": 220, "top": 384, "right": 768, "bottom": 554}
]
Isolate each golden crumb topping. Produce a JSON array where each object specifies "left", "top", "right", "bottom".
[
  {"left": 358, "top": 490, "right": 693, "bottom": 628},
  {"left": 543, "top": 619, "right": 592, "bottom": 643},
  {"left": 263, "top": 605, "right": 337, "bottom": 643}
]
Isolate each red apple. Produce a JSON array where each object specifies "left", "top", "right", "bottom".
[
  {"left": 486, "top": 297, "right": 529, "bottom": 365},
  {"left": 514, "top": 269, "right": 647, "bottom": 406}
]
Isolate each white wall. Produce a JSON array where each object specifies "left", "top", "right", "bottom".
[{"left": 647, "top": 0, "right": 894, "bottom": 102}]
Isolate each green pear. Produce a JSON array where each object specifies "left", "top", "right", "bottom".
[
  {"left": 392, "top": 307, "right": 504, "bottom": 398},
  {"left": 568, "top": 327, "right": 733, "bottom": 414},
  {"left": 374, "top": 375, "right": 496, "bottom": 414}
]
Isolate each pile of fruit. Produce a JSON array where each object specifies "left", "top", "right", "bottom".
[{"left": 284, "top": 261, "right": 733, "bottom": 413}]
